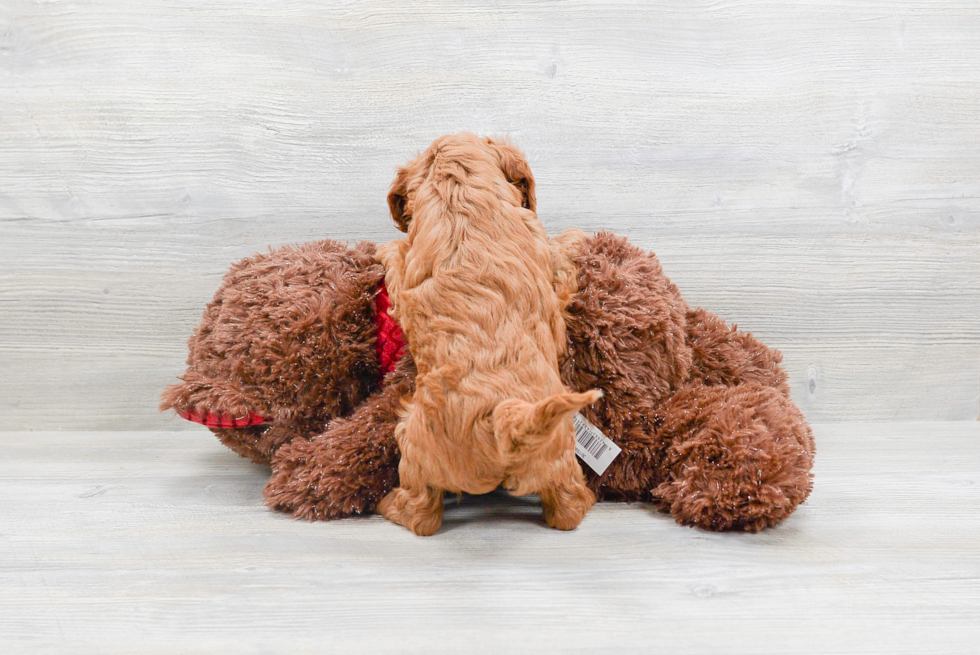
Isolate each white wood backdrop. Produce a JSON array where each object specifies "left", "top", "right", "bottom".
[{"left": 1, "top": 1, "right": 978, "bottom": 428}]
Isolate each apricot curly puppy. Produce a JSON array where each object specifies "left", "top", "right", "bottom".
[{"left": 375, "top": 133, "right": 601, "bottom": 536}]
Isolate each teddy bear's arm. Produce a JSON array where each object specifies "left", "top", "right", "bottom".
[{"left": 263, "top": 356, "right": 416, "bottom": 520}]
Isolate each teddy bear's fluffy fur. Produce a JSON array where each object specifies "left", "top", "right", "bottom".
[
  {"left": 159, "top": 239, "right": 384, "bottom": 463},
  {"left": 162, "top": 229, "right": 814, "bottom": 532},
  {"left": 374, "top": 134, "right": 601, "bottom": 534}
]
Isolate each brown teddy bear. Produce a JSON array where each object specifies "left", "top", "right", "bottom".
[{"left": 161, "top": 230, "right": 814, "bottom": 532}]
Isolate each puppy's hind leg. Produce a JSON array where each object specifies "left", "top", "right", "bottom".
[
  {"left": 378, "top": 482, "right": 444, "bottom": 536},
  {"left": 540, "top": 456, "right": 596, "bottom": 531},
  {"left": 377, "top": 412, "right": 444, "bottom": 536}
]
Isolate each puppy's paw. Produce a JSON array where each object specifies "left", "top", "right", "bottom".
[
  {"left": 542, "top": 479, "right": 596, "bottom": 531},
  {"left": 378, "top": 487, "right": 444, "bottom": 536}
]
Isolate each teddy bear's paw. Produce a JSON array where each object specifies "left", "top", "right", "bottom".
[
  {"left": 653, "top": 464, "right": 810, "bottom": 533},
  {"left": 264, "top": 430, "right": 399, "bottom": 521},
  {"left": 653, "top": 383, "right": 815, "bottom": 532}
]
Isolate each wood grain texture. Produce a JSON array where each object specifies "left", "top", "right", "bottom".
[
  {"left": 1, "top": 1, "right": 978, "bottom": 426},
  {"left": 1, "top": 423, "right": 979, "bottom": 653}
]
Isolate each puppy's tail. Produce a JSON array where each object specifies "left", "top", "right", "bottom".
[{"left": 492, "top": 389, "right": 603, "bottom": 463}]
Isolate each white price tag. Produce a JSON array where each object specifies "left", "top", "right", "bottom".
[{"left": 573, "top": 413, "right": 621, "bottom": 476}]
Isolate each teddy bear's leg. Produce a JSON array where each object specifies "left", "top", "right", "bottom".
[
  {"left": 687, "top": 307, "right": 789, "bottom": 392},
  {"left": 263, "top": 359, "right": 416, "bottom": 520},
  {"left": 376, "top": 405, "right": 445, "bottom": 536},
  {"left": 539, "top": 455, "right": 597, "bottom": 531},
  {"left": 651, "top": 382, "right": 815, "bottom": 532}
]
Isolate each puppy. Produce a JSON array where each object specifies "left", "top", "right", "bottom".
[{"left": 375, "top": 133, "right": 601, "bottom": 536}]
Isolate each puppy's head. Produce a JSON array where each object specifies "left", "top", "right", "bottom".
[{"left": 387, "top": 133, "right": 536, "bottom": 232}]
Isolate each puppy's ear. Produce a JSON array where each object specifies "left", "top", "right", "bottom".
[
  {"left": 387, "top": 167, "right": 411, "bottom": 232},
  {"left": 491, "top": 139, "right": 536, "bottom": 213}
]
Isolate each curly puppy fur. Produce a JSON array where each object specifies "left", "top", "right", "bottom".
[
  {"left": 164, "top": 233, "right": 814, "bottom": 532},
  {"left": 374, "top": 133, "right": 600, "bottom": 535}
]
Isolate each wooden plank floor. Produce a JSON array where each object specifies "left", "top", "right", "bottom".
[{"left": 2, "top": 423, "right": 978, "bottom": 654}]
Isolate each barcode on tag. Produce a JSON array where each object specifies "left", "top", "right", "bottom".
[{"left": 573, "top": 413, "right": 621, "bottom": 476}]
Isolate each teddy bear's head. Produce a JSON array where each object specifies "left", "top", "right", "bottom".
[{"left": 160, "top": 239, "right": 392, "bottom": 463}]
